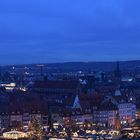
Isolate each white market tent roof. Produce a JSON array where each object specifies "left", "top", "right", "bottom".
[{"left": 3, "top": 131, "right": 28, "bottom": 139}]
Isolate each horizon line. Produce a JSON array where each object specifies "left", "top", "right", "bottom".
[{"left": 1, "top": 59, "right": 140, "bottom": 67}]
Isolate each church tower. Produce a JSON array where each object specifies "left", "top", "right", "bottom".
[{"left": 114, "top": 61, "right": 121, "bottom": 83}]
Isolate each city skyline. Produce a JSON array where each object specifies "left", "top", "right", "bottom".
[{"left": 0, "top": 0, "right": 140, "bottom": 64}]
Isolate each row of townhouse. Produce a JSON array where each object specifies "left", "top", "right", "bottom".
[
  {"left": 62, "top": 94, "right": 136, "bottom": 128},
  {"left": 0, "top": 112, "right": 48, "bottom": 130},
  {"left": 0, "top": 101, "right": 135, "bottom": 130},
  {"left": 0, "top": 95, "right": 48, "bottom": 130},
  {"left": 0, "top": 89, "right": 136, "bottom": 130},
  {"left": 93, "top": 102, "right": 136, "bottom": 128}
]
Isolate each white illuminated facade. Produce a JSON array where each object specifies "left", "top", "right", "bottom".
[
  {"left": 0, "top": 82, "right": 16, "bottom": 92},
  {"left": 118, "top": 103, "right": 136, "bottom": 125}
]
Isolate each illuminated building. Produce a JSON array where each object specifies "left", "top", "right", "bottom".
[{"left": 118, "top": 102, "right": 136, "bottom": 125}]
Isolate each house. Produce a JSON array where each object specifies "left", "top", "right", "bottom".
[
  {"left": 93, "top": 100, "right": 118, "bottom": 128},
  {"left": 0, "top": 114, "right": 10, "bottom": 129},
  {"left": 118, "top": 102, "right": 136, "bottom": 125},
  {"left": 71, "top": 94, "right": 101, "bottom": 126}
]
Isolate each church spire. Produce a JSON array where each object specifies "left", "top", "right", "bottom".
[{"left": 115, "top": 61, "right": 121, "bottom": 82}]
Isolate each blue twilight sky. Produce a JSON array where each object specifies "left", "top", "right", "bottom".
[{"left": 0, "top": 0, "right": 140, "bottom": 64}]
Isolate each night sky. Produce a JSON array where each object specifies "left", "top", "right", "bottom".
[{"left": 0, "top": 0, "right": 140, "bottom": 64}]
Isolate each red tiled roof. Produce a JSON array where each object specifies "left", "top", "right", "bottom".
[
  {"left": 96, "top": 85, "right": 116, "bottom": 92},
  {"left": 33, "top": 80, "right": 79, "bottom": 89}
]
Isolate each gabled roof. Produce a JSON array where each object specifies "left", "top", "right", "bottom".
[
  {"left": 33, "top": 80, "right": 79, "bottom": 89},
  {"left": 71, "top": 94, "right": 102, "bottom": 114},
  {"left": 99, "top": 100, "right": 118, "bottom": 111}
]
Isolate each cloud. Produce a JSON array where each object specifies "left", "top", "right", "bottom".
[{"left": 0, "top": 0, "right": 140, "bottom": 64}]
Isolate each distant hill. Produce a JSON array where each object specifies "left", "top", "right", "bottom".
[
  {"left": 45, "top": 60, "right": 140, "bottom": 71},
  {"left": 2, "top": 60, "right": 140, "bottom": 72}
]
